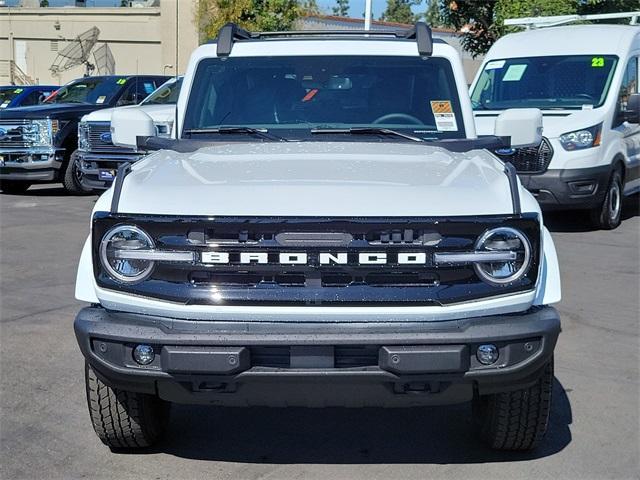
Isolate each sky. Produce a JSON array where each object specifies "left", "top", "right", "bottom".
[{"left": 3, "top": 0, "right": 429, "bottom": 19}]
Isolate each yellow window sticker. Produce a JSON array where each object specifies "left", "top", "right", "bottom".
[
  {"left": 14, "top": 88, "right": 24, "bottom": 93},
  {"left": 591, "top": 57, "right": 605, "bottom": 68},
  {"left": 116, "top": 78, "right": 127, "bottom": 85},
  {"left": 430, "top": 100, "right": 458, "bottom": 132}
]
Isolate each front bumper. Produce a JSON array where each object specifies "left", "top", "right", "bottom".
[
  {"left": 519, "top": 165, "right": 611, "bottom": 209},
  {"left": 0, "top": 148, "right": 63, "bottom": 182},
  {"left": 77, "top": 151, "right": 145, "bottom": 190},
  {"left": 75, "top": 306, "right": 560, "bottom": 407}
]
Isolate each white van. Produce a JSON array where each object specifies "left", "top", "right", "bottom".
[{"left": 471, "top": 24, "right": 639, "bottom": 229}]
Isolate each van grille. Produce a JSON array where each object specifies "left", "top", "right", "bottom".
[{"left": 495, "top": 137, "right": 553, "bottom": 174}]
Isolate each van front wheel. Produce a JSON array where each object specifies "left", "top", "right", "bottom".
[{"left": 590, "top": 169, "right": 623, "bottom": 230}]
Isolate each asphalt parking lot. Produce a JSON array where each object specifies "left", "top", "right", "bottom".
[{"left": 1, "top": 184, "right": 638, "bottom": 480}]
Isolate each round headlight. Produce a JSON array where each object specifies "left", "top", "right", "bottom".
[
  {"left": 474, "top": 227, "right": 531, "bottom": 286},
  {"left": 100, "top": 225, "right": 155, "bottom": 283}
]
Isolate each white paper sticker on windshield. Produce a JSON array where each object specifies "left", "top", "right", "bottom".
[
  {"left": 503, "top": 64, "right": 527, "bottom": 82},
  {"left": 0, "top": 101, "right": 10, "bottom": 109},
  {"left": 485, "top": 60, "right": 505, "bottom": 70},
  {"left": 96, "top": 96, "right": 106, "bottom": 104},
  {"left": 430, "top": 100, "right": 458, "bottom": 132}
]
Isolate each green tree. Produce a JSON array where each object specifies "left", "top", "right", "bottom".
[
  {"left": 577, "top": 0, "right": 640, "bottom": 21},
  {"left": 332, "top": 0, "right": 350, "bottom": 16},
  {"left": 423, "top": 0, "right": 445, "bottom": 26},
  {"left": 120, "top": 0, "right": 128, "bottom": 6},
  {"left": 197, "top": 0, "right": 304, "bottom": 39},
  {"left": 40, "top": 0, "right": 50, "bottom": 6},
  {"left": 380, "top": 0, "right": 420, "bottom": 24}
]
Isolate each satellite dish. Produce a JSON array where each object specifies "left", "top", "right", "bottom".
[
  {"left": 49, "top": 26, "right": 101, "bottom": 77},
  {"left": 93, "top": 43, "right": 116, "bottom": 75}
]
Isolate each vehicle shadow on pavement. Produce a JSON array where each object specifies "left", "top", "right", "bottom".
[
  {"left": 126, "top": 378, "right": 571, "bottom": 464},
  {"left": 1, "top": 185, "right": 99, "bottom": 198},
  {"left": 544, "top": 194, "right": 639, "bottom": 233}
]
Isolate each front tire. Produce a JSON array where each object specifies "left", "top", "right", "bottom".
[
  {"left": 63, "top": 150, "right": 93, "bottom": 195},
  {"left": 473, "top": 357, "right": 553, "bottom": 451},
  {"left": 590, "top": 169, "right": 623, "bottom": 230},
  {"left": 85, "top": 363, "right": 170, "bottom": 449},
  {"left": 0, "top": 180, "right": 31, "bottom": 194}
]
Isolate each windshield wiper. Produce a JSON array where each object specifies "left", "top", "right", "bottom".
[
  {"left": 183, "top": 126, "right": 287, "bottom": 142},
  {"left": 310, "top": 127, "right": 424, "bottom": 142}
]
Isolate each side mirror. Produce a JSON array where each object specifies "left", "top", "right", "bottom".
[
  {"left": 623, "top": 93, "right": 640, "bottom": 124},
  {"left": 111, "top": 109, "right": 156, "bottom": 149},
  {"left": 494, "top": 108, "right": 543, "bottom": 148}
]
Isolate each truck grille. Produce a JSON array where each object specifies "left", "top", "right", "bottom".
[
  {"left": 92, "top": 214, "right": 541, "bottom": 306},
  {"left": 495, "top": 137, "right": 553, "bottom": 174},
  {"left": 0, "top": 119, "right": 31, "bottom": 148},
  {"left": 86, "top": 122, "right": 135, "bottom": 153}
]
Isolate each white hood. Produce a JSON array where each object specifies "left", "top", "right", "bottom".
[
  {"left": 101, "top": 142, "right": 526, "bottom": 217},
  {"left": 82, "top": 103, "right": 176, "bottom": 123},
  {"left": 474, "top": 108, "right": 605, "bottom": 138}
]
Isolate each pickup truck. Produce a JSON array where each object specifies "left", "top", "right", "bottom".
[
  {"left": 0, "top": 85, "right": 58, "bottom": 110},
  {"left": 74, "top": 23, "right": 561, "bottom": 452},
  {"left": 0, "top": 75, "right": 168, "bottom": 194},
  {"left": 76, "top": 76, "right": 183, "bottom": 190}
]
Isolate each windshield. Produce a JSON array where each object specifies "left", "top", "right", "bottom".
[
  {"left": 141, "top": 77, "right": 182, "bottom": 105},
  {"left": 45, "top": 77, "right": 128, "bottom": 105},
  {"left": 471, "top": 55, "right": 618, "bottom": 110},
  {"left": 183, "top": 56, "right": 466, "bottom": 140},
  {"left": 0, "top": 87, "right": 22, "bottom": 108}
]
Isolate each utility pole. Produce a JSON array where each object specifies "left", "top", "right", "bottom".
[{"left": 364, "top": 0, "right": 372, "bottom": 30}]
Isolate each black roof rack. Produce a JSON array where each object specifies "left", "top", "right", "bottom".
[{"left": 214, "top": 21, "right": 433, "bottom": 57}]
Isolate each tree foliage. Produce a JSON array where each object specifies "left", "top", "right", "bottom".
[
  {"left": 380, "top": 0, "right": 420, "bottom": 24},
  {"left": 332, "top": 0, "right": 350, "bottom": 17},
  {"left": 436, "top": 0, "right": 640, "bottom": 58},
  {"left": 197, "top": 0, "right": 312, "bottom": 39}
]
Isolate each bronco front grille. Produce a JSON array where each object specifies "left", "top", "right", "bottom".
[
  {"left": 92, "top": 214, "right": 541, "bottom": 306},
  {"left": 495, "top": 137, "right": 553, "bottom": 174},
  {"left": 0, "top": 119, "right": 31, "bottom": 148}
]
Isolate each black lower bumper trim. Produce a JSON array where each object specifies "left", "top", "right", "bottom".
[
  {"left": 519, "top": 165, "right": 611, "bottom": 209},
  {"left": 75, "top": 306, "right": 560, "bottom": 407}
]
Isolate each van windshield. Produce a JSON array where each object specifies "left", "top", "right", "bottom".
[
  {"left": 182, "top": 55, "right": 466, "bottom": 141},
  {"left": 471, "top": 55, "right": 618, "bottom": 110}
]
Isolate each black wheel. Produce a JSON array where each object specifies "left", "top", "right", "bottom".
[
  {"left": 473, "top": 357, "right": 553, "bottom": 451},
  {"left": 63, "top": 150, "right": 93, "bottom": 195},
  {"left": 85, "top": 363, "right": 170, "bottom": 449},
  {"left": 0, "top": 180, "right": 31, "bottom": 194},
  {"left": 590, "top": 168, "right": 623, "bottom": 230}
]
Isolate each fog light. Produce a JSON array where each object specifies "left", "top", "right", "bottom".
[
  {"left": 133, "top": 344, "right": 155, "bottom": 365},
  {"left": 476, "top": 344, "right": 499, "bottom": 365}
]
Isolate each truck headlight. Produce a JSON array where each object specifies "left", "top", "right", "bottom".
[
  {"left": 78, "top": 122, "right": 90, "bottom": 151},
  {"left": 474, "top": 227, "right": 531, "bottom": 286},
  {"left": 559, "top": 123, "right": 602, "bottom": 151},
  {"left": 100, "top": 225, "right": 155, "bottom": 283},
  {"left": 22, "top": 119, "right": 56, "bottom": 146}
]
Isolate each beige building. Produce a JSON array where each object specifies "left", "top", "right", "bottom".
[{"left": 0, "top": 0, "right": 200, "bottom": 86}]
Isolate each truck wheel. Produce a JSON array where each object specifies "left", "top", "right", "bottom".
[
  {"left": 85, "top": 363, "right": 170, "bottom": 449},
  {"left": 473, "top": 357, "right": 553, "bottom": 451},
  {"left": 590, "top": 168, "right": 623, "bottom": 230},
  {"left": 63, "top": 150, "right": 93, "bottom": 195},
  {"left": 0, "top": 181, "right": 31, "bottom": 194}
]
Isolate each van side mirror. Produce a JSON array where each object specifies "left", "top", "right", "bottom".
[
  {"left": 494, "top": 108, "right": 543, "bottom": 148},
  {"left": 623, "top": 93, "right": 640, "bottom": 124},
  {"left": 111, "top": 109, "right": 156, "bottom": 149}
]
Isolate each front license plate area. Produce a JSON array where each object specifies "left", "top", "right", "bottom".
[{"left": 98, "top": 169, "right": 116, "bottom": 181}]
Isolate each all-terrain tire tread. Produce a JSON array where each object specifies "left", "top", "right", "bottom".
[
  {"left": 85, "top": 363, "right": 169, "bottom": 449},
  {"left": 477, "top": 358, "right": 553, "bottom": 451}
]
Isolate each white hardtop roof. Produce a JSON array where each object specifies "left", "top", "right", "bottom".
[
  {"left": 485, "top": 25, "right": 639, "bottom": 59},
  {"left": 190, "top": 37, "right": 458, "bottom": 61}
]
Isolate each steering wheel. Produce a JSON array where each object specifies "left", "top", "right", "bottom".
[{"left": 372, "top": 113, "right": 423, "bottom": 125}]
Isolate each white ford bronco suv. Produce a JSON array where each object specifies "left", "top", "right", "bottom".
[{"left": 74, "top": 23, "right": 562, "bottom": 452}]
